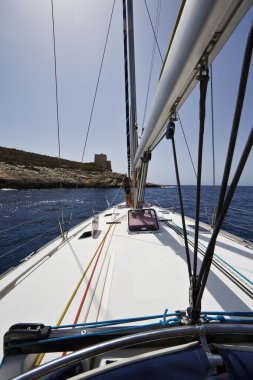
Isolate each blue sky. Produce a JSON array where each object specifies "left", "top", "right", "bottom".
[{"left": 0, "top": 0, "right": 252, "bottom": 185}]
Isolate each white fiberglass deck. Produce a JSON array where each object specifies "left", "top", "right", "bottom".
[{"left": 0, "top": 203, "right": 252, "bottom": 360}]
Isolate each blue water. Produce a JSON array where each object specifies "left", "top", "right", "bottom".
[{"left": 0, "top": 186, "right": 252, "bottom": 275}]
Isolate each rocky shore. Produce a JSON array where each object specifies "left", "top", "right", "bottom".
[
  {"left": 0, "top": 162, "right": 126, "bottom": 189},
  {"left": 0, "top": 147, "right": 160, "bottom": 189},
  {"left": 0, "top": 147, "right": 126, "bottom": 189}
]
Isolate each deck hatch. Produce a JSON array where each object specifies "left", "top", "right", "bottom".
[{"left": 128, "top": 209, "right": 159, "bottom": 232}]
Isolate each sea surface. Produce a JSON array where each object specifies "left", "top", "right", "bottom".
[{"left": 0, "top": 186, "right": 252, "bottom": 275}]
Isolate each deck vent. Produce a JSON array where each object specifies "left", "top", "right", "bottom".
[
  {"left": 79, "top": 231, "right": 92, "bottom": 239},
  {"left": 128, "top": 209, "right": 159, "bottom": 233}
]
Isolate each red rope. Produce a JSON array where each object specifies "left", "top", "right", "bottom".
[
  {"left": 62, "top": 227, "right": 110, "bottom": 356},
  {"left": 74, "top": 237, "right": 107, "bottom": 324}
]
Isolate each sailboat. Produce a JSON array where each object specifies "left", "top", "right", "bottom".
[{"left": 0, "top": 0, "right": 253, "bottom": 379}]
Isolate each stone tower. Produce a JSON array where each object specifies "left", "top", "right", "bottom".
[{"left": 94, "top": 154, "right": 112, "bottom": 171}]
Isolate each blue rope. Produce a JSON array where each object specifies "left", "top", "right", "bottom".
[
  {"left": 160, "top": 308, "right": 178, "bottom": 326},
  {"left": 52, "top": 311, "right": 180, "bottom": 330},
  {"left": 5, "top": 308, "right": 253, "bottom": 351},
  {"left": 203, "top": 316, "right": 253, "bottom": 324},
  {"left": 211, "top": 253, "right": 253, "bottom": 286},
  {"left": 169, "top": 221, "right": 253, "bottom": 286},
  {"left": 202, "top": 311, "right": 253, "bottom": 323},
  {"left": 9, "top": 319, "right": 181, "bottom": 349},
  {"left": 196, "top": 234, "right": 253, "bottom": 286},
  {"left": 50, "top": 310, "right": 253, "bottom": 332},
  {"left": 201, "top": 311, "right": 253, "bottom": 317}
]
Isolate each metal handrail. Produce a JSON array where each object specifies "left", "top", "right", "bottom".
[{"left": 12, "top": 323, "right": 253, "bottom": 380}]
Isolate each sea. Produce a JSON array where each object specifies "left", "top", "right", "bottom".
[{"left": 0, "top": 186, "right": 252, "bottom": 276}]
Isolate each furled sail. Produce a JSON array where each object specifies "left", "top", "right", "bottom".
[{"left": 134, "top": 0, "right": 252, "bottom": 169}]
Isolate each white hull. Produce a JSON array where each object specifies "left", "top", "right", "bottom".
[
  {"left": 0, "top": 0, "right": 252, "bottom": 376},
  {"left": 1, "top": 203, "right": 252, "bottom": 373}
]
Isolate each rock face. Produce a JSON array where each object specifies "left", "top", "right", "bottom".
[
  {"left": 0, "top": 147, "right": 125, "bottom": 189},
  {"left": 0, "top": 147, "right": 160, "bottom": 189},
  {"left": 0, "top": 162, "right": 125, "bottom": 189}
]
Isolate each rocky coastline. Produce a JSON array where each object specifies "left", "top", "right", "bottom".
[
  {"left": 0, "top": 147, "right": 160, "bottom": 189},
  {"left": 0, "top": 162, "right": 126, "bottom": 189}
]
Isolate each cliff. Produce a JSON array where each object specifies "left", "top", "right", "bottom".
[{"left": 0, "top": 147, "right": 125, "bottom": 189}]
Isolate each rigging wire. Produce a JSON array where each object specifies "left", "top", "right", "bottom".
[
  {"left": 0, "top": 210, "right": 60, "bottom": 235},
  {"left": 81, "top": 0, "right": 116, "bottom": 163},
  {"left": 143, "top": 0, "right": 163, "bottom": 63},
  {"left": 67, "top": 0, "right": 115, "bottom": 226},
  {"left": 192, "top": 64, "right": 209, "bottom": 314},
  {"left": 229, "top": 206, "right": 253, "bottom": 214},
  {"left": 223, "top": 220, "right": 253, "bottom": 233},
  {"left": 142, "top": 0, "right": 162, "bottom": 132},
  {"left": 210, "top": 64, "right": 216, "bottom": 224},
  {"left": 166, "top": 123, "right": 192, "bottom": 279},
  {"left": 0, "top": 227, "right": 57, "bottom": 260},
  {"left": 50, "top": 0, "right": 65, "bottom": 230},
  {"left": 159, "top": 0, "right": 186, "bottom": 79},
  {"left": 215, "top": 21, "right": 253, "bottom": 224},
  {"left": 51, "top": 0, "right": 61, "bottom": 178},
  {"left": 196, "top": 126, "right": 253, "bottom": 309},
  {"left": 108, "top": 177, "right": 125, "bottom": 207},
  {"left": 177, "top": 113, "right": 197, "bottom": 177},
  {"left": 177, "top": 112, "right": 211, "bottom": 226},
  {"left": 196, "top": 22, "right": 253, "bottom": 310}
]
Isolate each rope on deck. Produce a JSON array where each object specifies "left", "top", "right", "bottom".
[
  {"left": 35, "top": 214, "right": 126, "bottom": 365},
  {"left": 62, "top": 223, "right": 117, "bottom": 356},
  {"left": 35, "top": 223, "right": 113, "bottom": 366},
  {"left": 166, "top": 220, "right": 253, "bottom": 290}
]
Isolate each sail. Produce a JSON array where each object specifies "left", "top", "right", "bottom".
[{"left": 134, "top": 0, "right": 252, "bottom": 169}]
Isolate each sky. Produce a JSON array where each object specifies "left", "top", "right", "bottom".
[{"left": 0, "top": 0, "right": 252, "bottom": 185}]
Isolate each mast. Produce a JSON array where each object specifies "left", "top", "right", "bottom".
[
  {"left": 123, "top": 0, "right": 143, "bottom": 207},
  {"left": 122, "top": 0, "right": 131, "bottom": 177},
  {"left": 123, "top": 0, "right": 138, "bottom": 176},
  {"left": 127, "top": 0, "right": 138, "bottom": 173}
]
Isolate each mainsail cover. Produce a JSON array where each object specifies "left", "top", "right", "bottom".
[{"left": 134, "top": 0, "right": 252, "bottom": 169}]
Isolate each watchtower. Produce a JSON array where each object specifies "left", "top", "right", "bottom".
[{"left": 94, "top": 154, "right": 112, "bottom": 171}]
